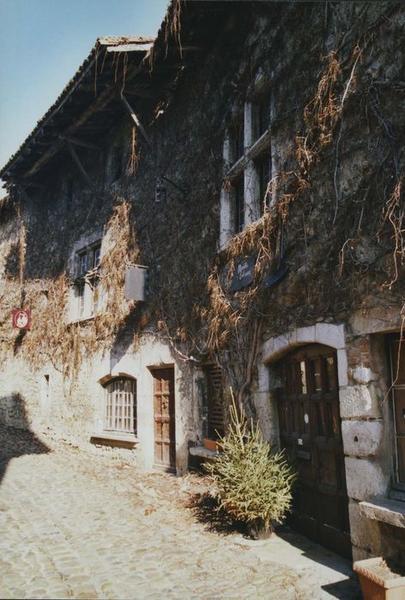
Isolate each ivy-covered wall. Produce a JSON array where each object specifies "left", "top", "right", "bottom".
[{"left": 0, "top": 0, "right": 404, "bottom": 559}]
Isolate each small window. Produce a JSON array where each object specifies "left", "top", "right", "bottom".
[
  {"left": 92, "top": 245, "right": 101, "bottom": 270},
  {"left": 233, "top": 176, "right": 244, "bottom": 233},
  {"left": 389, "top": 336, "right": 405, "bottom": 488},
  {"left": 77, "top": 243, "right": 101, "bottom": 276},
  {"left": 255, "top": 152, "right": 272, "bottom": 212},
  {"left": 253, "top": 91, "right": 271, "bottom": 140},
  {"left": 104, "top": 377, "right": 137, "bottom": 434},
  {"left": 78, "top": 251, "right": 88, "bottom": 276},
  {"left": 220, "top": 87, "right": 275, "bottom": 246},
  {"left": 70, "top": 241, "right": 102, "bottom": 321},
  {"left": 231, "top": 119, "right": 244, "bottom": 163},
  {"left": 76, "top": 282, "right": 85, "bottom": 319}
]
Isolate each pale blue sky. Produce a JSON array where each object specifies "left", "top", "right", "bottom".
[{"left": 0, "top": 0, "right": 169, "bottom": 195}]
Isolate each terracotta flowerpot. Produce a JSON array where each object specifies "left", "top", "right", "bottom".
[
  {"left": 203, "top": 438, "right": 220, "bottom": 452},
  {"left": 353, "top": 557, "right": 405, "bottom": 600}
]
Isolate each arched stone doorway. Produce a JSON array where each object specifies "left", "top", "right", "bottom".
[{"left": 276, "top": 343, "right": 351, "bottom": 558}]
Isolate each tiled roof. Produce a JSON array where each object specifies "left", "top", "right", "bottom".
[
  {"left": 0, "top": 37, "right": 154, "bottom": 180},
  {"left": 1, "top": 0, "right": 232, "bottom": 182}
]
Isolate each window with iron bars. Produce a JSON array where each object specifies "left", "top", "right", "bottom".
[
  {"left": 389, "top": 336, "right": 405, "bottom": 490},
  {"left": 104, "top": 377, "right": 137, "bottom": 434}
]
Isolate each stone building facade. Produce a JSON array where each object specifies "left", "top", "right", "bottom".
[{"left": 0, "top": 1, "right": 404, "bottom": 566}]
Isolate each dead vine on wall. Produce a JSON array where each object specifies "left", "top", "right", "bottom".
[
  {"left": 0, "top": 200, "right": 139, "bottom": 379},
  {"left": 198, "top": 46, "right": 364, "bottom": 415},
  {"left": 1, "top": 2, "right": 403, "bottom": 422}
]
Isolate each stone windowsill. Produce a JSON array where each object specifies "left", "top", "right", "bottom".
[
  {"left": 359, "top": 495, "right": 405, "bottom": 529},
  {"left": 90, "top": 431, "right": 138, "bottom": 448},
  {"left": 189, "top": 445, "right": 219, "bottom": 459},
  {"left": 66, "top": 315, "right": 96, "bottom": 326}
]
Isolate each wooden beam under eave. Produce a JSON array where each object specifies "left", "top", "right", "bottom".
[
  {"left": 21, "top": 181, "right": 45, "bottom": 190},
  {"left": 60, "top": 135, "right": 100, "bottom": 150},
  {"left": 23, "top": 85, "right": 115, "bottom": 179},
  {"left": 67, "top": 142, "right": 96, "bottom": 191},
  {"left": 121, "top": 93, "right": 152, "bottom": 148},
  {"left": 120, "top": 86, "right": 156, "bottom": 99},
  {"left": 17, "top": 56, "right": 148, "bottom": 180}
]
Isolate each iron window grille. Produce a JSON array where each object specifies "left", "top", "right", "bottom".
[
  {"left": 104, "top": 377, "right": 137, "bottom": 435},
  {"left": 389, "top": 336, "right": 405, "bottom": 490}
]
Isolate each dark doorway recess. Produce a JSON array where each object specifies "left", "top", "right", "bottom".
[{"left": 277, "top": 344, "right": 351, "bottom": 558}]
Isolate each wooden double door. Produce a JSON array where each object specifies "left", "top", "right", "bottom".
[
  {"left": 152, "top": 368, "right": 176, "bottom": 471},
  {"left": 277, "top": 344, "right": 351, "bottom": 558}
]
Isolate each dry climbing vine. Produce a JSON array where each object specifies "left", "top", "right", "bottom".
[
  {"left": 0, "top": 199, "right": 139, "bottom": 379},
  {"left": 1, "top": 2, "right": 403, "bottom": 420}
]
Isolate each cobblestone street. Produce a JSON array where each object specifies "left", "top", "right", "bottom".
[{"left": 0, "top": 426, "right": 360, "bottom": 599}]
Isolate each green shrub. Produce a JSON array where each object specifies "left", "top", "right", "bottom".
[{"left": 204, "top": 393, "right": 295, "bottom": 537}]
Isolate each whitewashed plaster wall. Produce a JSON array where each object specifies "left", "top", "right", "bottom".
[{"left": 0, "top": 335, "right": 197, "bottom": 475}]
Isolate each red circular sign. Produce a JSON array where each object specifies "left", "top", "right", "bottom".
[{"left": 12, "top": 308, "right": 31, "bottom": 330}]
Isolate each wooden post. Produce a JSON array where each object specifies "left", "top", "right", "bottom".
[
  {"left": 120, "top": 93, "right": 152, "bottom": 148},
  {"left": 67, "top": 142, "right": 96, "bottom": 191}
]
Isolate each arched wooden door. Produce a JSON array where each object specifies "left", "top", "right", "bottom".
[{"left": 277, "top": 344, "right": 351, "bottom": 558}]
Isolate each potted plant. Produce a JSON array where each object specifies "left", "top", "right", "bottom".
[
  {"left": 204, "top": 392, "right": 295, "bottom": 538},
  {"left": 203, "top": 437, "right": 221, "bottom": 452},
  {"left": 353, "top": 557, "right": 405, "bottom": 600}
]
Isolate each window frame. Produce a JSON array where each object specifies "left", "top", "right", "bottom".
[
  {"left": 233, "top": 176, "right": 245, "bottom": 233},
  {"left": 75, "top": 241, "right": 101, "bottom": 279},
  {"left": 220, "top": 81, "right": 274, "bottom": 246},
  {"left": 253, "top": 88, "right": 272, "bottom": 142},
  {"left": 76, "top": 281, "right": 85, "bottom": 319},
  {"left": 104, "top": 376, "right": 137, "bottom": 435},
  {"left": 254, "top": 148, "right": 272, "bottom": 214},
  {"left": 388, "top": 335, "right": 405, "bottom": 492},
  {"left": 70, "top": 240, "right": 102, "bottom": 322},
  {"left": 230, "top": 117, "right": 244, "bottom": 164}
]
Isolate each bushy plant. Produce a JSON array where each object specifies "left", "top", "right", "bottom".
[{"left": 205, "top": 393, "right": 295, "bottom": 537}]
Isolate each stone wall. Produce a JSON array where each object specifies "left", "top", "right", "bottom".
[
  {"left": 0, "top": 0, "right": 404, "bottom": 556},
  {"left": 257, "top": 306, "right": 405, "bottom": 565}
]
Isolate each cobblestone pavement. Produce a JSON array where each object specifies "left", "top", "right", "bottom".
[{"left": 0, "top": 426, "right": 361, "bottom": 599}]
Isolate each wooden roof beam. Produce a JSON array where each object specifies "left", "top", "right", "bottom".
[
  {"left": 23, "top": 85, "right": 115, "bottom": 178},
  {"left": 67, "top": 142, "right": 96, "bottom": 191},
  {"left": 120, "top": 93, "right": 152, "bottom": 148},
  {"left": 60, "top": 135, "right": 100, "bottom": 150}
]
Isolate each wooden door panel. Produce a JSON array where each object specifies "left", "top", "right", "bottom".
[
  {"left": 152, "top": 368, "right": 176, "bottom": 470},
  {"left": 278, "top": 344, "right": 351, "bottom": 558}
]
